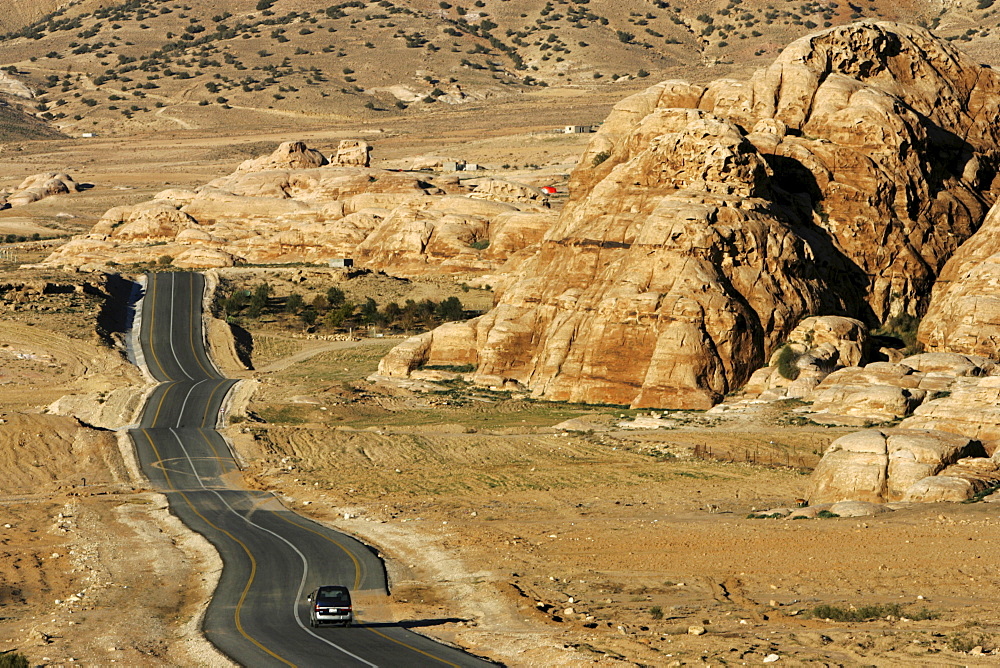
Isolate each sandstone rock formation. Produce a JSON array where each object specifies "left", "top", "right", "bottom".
[
  {"left": 5, "top": 172, "right": 80, "bottom": 207},
  {"left": 900, "top": 376, "right": 1000, "bottom": 454},
  {"left": 468, "top": 179, "right": 549, "bottom": 206},
  {"left": 919, "top": 199, "right": 1000, "bottom": 358},
  {"left": 333, "top": 139, "right": 371, "bottom": 167},
  {"left": 381, "top": 22, "right": 1000, "bottom": 408},
  {"left": 808, "top": 428, "right": 993, "bottom": 503},
  {"left": 234, "top": 140, "right": 328, "bottom": 173},
  {"left": 39, "top": 142, "right": 552, "bottom": 273},
  {"left": 742, "top": 316, "right": 870, "bottom": 400}
]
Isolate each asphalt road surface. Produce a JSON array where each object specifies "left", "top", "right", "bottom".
[{"left": 131, "top": 272, "right": 492, "bottom": 667}]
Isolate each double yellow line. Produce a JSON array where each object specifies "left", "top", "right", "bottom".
[{"left": 139, "top": 273, "right": 462, "bottom": 666}]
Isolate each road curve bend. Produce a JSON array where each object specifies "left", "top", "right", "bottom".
[{"left": 131, "top": 272, "right": 492, "bottom": 667}]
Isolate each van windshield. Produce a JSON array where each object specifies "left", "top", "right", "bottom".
[{"left": 317, "top": 589, "right": 350, "bottom": 605}]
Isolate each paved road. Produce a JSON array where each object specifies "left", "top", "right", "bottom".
[{"left": 131, "top": 272, "right": 492, "bottom": 667}]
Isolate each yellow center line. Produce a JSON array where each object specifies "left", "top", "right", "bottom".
[
  {"left": 145, "top": 274, "right": 171, "bottom": 380},
  {"left": 271, "top": 512, "right": 461, "bottom": 667},
  {"left": 137, "top": 428, "right": 296, "bottom": 668},
  {"left": 199, "top": 379, "right": 229, "bottom": 428},
  {"left": 272, "top": 511, "right": 365, "bottom": 591},
  {"left": 187, "top": 273, "right": 218, "bottom": 379}
]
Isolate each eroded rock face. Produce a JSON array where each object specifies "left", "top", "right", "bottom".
[
  {"left": 743, "top": 316, "right": 871, "bottom": 400},
  {"left": 234, "top": 140, "right": 328, "bottom": 173},
  {"left": 808, "top": 428, "right": 987, "bottom": 503},
  {"left": 333, "top": 140, "right": 371, "bottom": 167},
  {"left": 382, "top": 22, "right": 1000, "bottom": 408},
  {"left": 900, "top": 376, "right": 1000, "bottom": 454},
  {"left": 920, "top": 201, "right": 1000, "bottom": 358},
  {"left": 39, "top": 142, "right": 552, "bottom": 274},
  {"left": 6, "top": 172, "right": 80, "bottom": 207}
]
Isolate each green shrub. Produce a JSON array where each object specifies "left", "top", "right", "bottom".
[
  {"left": 775, "top": 344, "right": 801, "bottom": 380},
  {"left": 811, "top": 603, "right": 903, "bottom": 622},
  {"left": 948, "top": 633, "right": 988, "bottom": 652},
  {"left": 0, "top": 653, "right": 30, "bottom": 668},
  {"left": 591, "top": 150, "right": 610, "bottom": 167},
  {"left": 816, "top": 510, "right": 840, "bottom": 519},
  {"left": 649, "top": 605, "right": 663, "bottom": 620},
  {"left": 875, "top": 313, "right": 923, "bottom": 355}
]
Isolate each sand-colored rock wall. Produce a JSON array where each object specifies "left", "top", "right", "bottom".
[{"left": 382, "top": 22, "right": 1000, "bottom": 408}]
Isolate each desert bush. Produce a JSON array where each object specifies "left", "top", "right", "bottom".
[
  {"left": 874, "top": 313, "right": 922, "bottom": 355},
  {"left": 948, "top": 632, "right": 989, "bottom": 652},
  {"left": 649, "top": 605, "right": 663, "bottom": 620},
  {"left": 816, "top": 509, "right": 839, "bottom": 519},
  {"left": 811, "top": 603, "right": 903, "bottom": 622},
  {"left": 0, "top": 653, "right": 29, "bottom": 668},
  {"left": 775, "top": 343, "right": 801, "bottom": 380},
  {"left": 591, "top": 150, "right": 610, "bottom": 166}
]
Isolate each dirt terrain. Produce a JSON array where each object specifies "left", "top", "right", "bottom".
[
  {"left": 0, "top": 268, "right": 998, "bottom": 666},
  {"left": 0, "top": 97, "right": 998, "bottom": 666},
  {"left": 0, "top": 276, "right": 229, "bottom": 666},
  {"left": 231, "top": 332, "right": 1000, "bottom": 665}
]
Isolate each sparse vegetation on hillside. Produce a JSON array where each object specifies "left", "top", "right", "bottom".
[{"left": 1, "top": 0, "right": 997, "bottom": 135}]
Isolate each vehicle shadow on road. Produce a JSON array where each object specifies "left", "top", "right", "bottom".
[{"left": 355, "top": 618, "right": 471, "bottom": 629}]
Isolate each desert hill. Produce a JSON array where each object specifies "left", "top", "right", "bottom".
[
  {"left": 0, "top": 0, "right": 999, "bottom": 135},
  {"left": 379, "top": 21, "right": 1000, "bottom": 409},
  {"left": 0, "top": 99, "right": 64, "bottom": 141}
]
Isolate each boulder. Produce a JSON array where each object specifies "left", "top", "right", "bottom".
[
  {"left": 234, "top": 140, "right": 328, "bottom": 173},
  {"left": 810, "top": 384, "right": 926, "bottom": 420},
  {"left": 808, "top": 428, "right": 984, "bottom": 503},
  {"left": 7, "top": 172, "right": 80, "bottom": 207},
  {"left": 333, "top": 140, "right": 371, "bottom": 167},
  {"left": 827, "top": 500, "right": 891, "bottom": 517},
  {"left": 901, "top": 477, "right": 977, "bottom": 503},
  {"left": 776, "top": 316, "right": 869, "bottom": 369}
]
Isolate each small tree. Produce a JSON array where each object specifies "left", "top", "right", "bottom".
[
  {"left": 326, "top": 286, "right": 346, "bottom": 306},
  {"left": 436, "top": 296, "right": 464, "bottom": 321},
  {"left": 285, "top": 292, "right": 304, "bottom": 313}
]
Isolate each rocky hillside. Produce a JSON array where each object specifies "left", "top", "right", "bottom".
[
  {"left": 0, "top": 99, "right": 64, "bottom": 140},
  {"left": 1, "top": 0, "right": 1000, "bottom": 134},
  {"left": 378, "top": 21, "right": 1000, "bottom": 409}
]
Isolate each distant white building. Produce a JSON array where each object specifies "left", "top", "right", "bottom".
[
  {"left": 329, "top": 258, "right": 354, "bottom": 268},
  {"left": 563, "top": 125, "right": 594, "bottom": 134}
]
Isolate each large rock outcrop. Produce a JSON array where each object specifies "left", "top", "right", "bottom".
[
  {"left": 742, "top": 315, "right": 870, "bottom": 400},
  {"left": 380, "top": 22, "right": 1000, "bottom": 408},
  {"left": 38, "top": 141, "right": 552, "bottom": 273},
  {"left": 4, "top": 172, "right": 80, "bottom": 207},
  {"left": 808, "top": 428, "right": 992, "bottom": 503}
]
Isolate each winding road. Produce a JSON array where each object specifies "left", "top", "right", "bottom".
[{"left": 131, "top": 272, "right": 491, "bottom": 667}]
